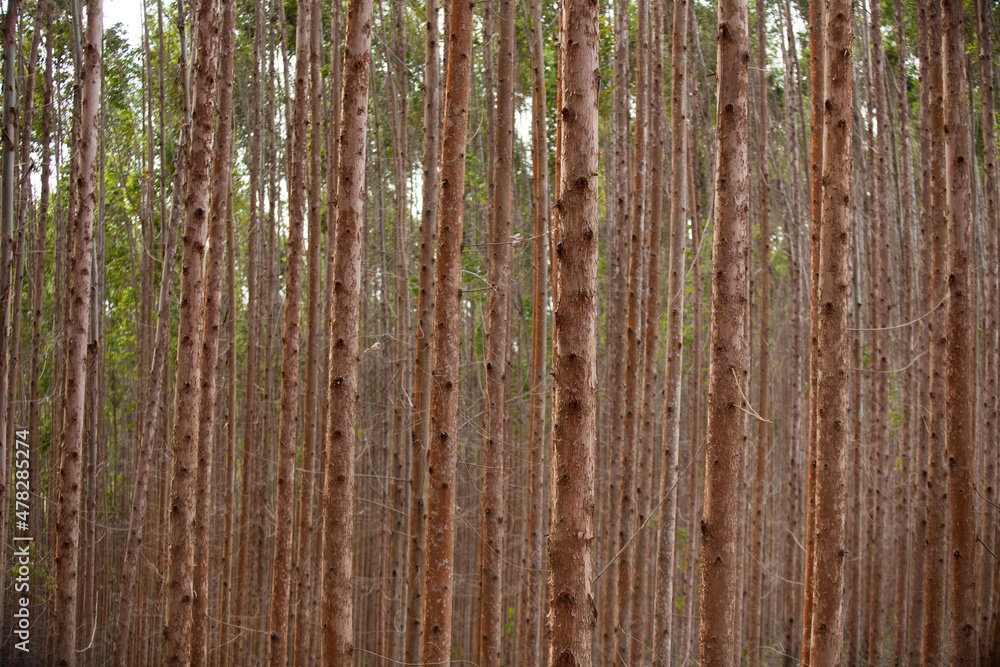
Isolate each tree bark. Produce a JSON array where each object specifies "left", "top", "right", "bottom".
[
  {"left": 418, "top": 0, "right": 474, "bottom": 660},
  {"left": 320, "top": 0, "right": 374, "bottom": 660},
  {"left": 631, "top": 0, "right": 664, "bottom": 660},
  {"left": 267, "top": 0, "right": 310, "bottom": 659},
  {"left": 807, "top": 0, "right": 853, "bottom": 660},
  {"left": 403, "top": 0, "right": 439, "bottom": 661},
  {"left": 163, "top": 0, "right": 220, "bottom": 659},
  {"left": 865, "top": 0, "right": 892, "bottom": 660},
  {"left": 478, "top": 0, "right": 514, "bottom": 661},
  {"left": 976, "top": 0, "right": 999, "bottom": 657},
  {"left": 942, "top": 0, "right": 977, "bottom": 661},
  {"left": 188, "top": 0, "right": 235, "bottom": 662},
  {"left": 615, "top": 0, "right": 648, "bottom": 658},
  {"left": 547, "top": 0, "right": 599, "bottom": 662},
  {"left": 652, "top": 0, "right": 687, "bottom": 660},
  {"left": 922, "top": 0, "right": 948, "bottom": 658},
  {"left": 518, "top": 0, "right": 548, "bottom": 660},
  {"left": 697, "top": 0, "right": 750, "bottom": 660}
]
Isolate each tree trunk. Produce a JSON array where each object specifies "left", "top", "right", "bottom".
[
  {"left": 976, "top": 0, "right": 999, "bottom": 657},
  {"left": 190, "top": 0, "right": 234, "bottom": 662},
  {"left": 697, "top": 0, "right": 750, "bottom": 660},
  {"left": 403, "top": 0, "right": 439, "bottom": 660},
  {"left": 418, "top": 0, "right": 474, "bottom": 660},
  {"left": 547, "top": 0, "right": 599, "bottom": 662},
  {"left": 922, "top": 0, "right": 948, "bottom": 658},
  {"left": 630, "top": 0, "right": 664, "bottom": 659},
  {"left": 748, "top": 0, "right": 771, "bottom": 660},
  {"left": 615, "top": 0, "right": 648, "bottom": 658},
  {"left": 807, "top": 0, "right": 853, "bottom": 659},
  {"left": 320, "top": 0, "right": 374, "bottom": 660},
  {"left": 51, "top": 0, "right": 100, "bottom": 662},
  {"left": 802, "top": 0, "right": 824, "bottom": 657},
  {"left": 942, "top": 0, "right": 977, "bottom": 661},
  {"left": 866, "top": 0, "right": 892, "bottom": 659},
  {"left": 652, "top": 0, "right": 687, "bottom": 660},
  {"left": 602, "top": 0, "right": 630, "bottom": 654},
  {"left": 518, "top": 0, "right": 548, "bottom": 660},
  {"left": 266, "top": 0, "right": 310, "bottom": 659},
  {"left": 478, "top": 0, "right": 514, "bottom": 661},
  {"left": 163, "top": 0, "right": 220, "bottom": 658}
]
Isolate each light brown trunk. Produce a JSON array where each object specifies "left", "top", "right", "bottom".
[
  {"left": 320, "top": 0, "right": 373, "bottom": 660},
  {"left": 866, "top": 0, "right": 892, "bottom": 660},
  {"left": 418, "top": 0, "right": 474, "bottom": 660},
  {"left": 547, "top": 0, "right": 599, "bottom": 662},
  {"left": 807, "top": 0, "right": 853, "bottom": 659},
  {"left": 922, "top": 0, "right": 948, "bottom": 658},
  {"left": 802, "top": 0, "right": 824, "bottom": 658},
  {"left": 602, "top": 0, "right": 630, "bottom": 655},
  {"left": 630, "top": 0, "right": 664, "bottom": 659},
  {"left": 652, "top": 0, "right": 687, "bottom": 660},
  {"left": 748, "top": 0, "right": 771, "bottom": 660},
  {"left": 976, "top": 0, "right": 999, "bottom": 658},
  {"left": 162, "top": 0, "right": 221, "bottom": 659},
  {"left": 190, "top": 0, "right": 234, "bottom": 662},
  {"left": 51, "top": 0, "right": 100, "bottom": 663},
  {"left": 403, "top": 0, "right": 439, "bottom": 660},
  {"left": 614, "top": 0, "right": 648, "bottom": 658},
  {"left": 518, "top": 0, "right": 548, "bottom": 660},
  {"left": 266, "top": 0, "right": 310, "bottom": 660},
  {"left": 697, "top": 0, "right": 750, "bottom": 659},
  {"left": 477, "top": 0, "right": 514, "bottom": 661},
  {"left": 942, "top": 0, "right": 977, "bottom": 661}
]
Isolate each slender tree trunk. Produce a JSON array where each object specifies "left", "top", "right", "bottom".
[
  {"left": 547, "top": 0, "right": 599, "bottom": 662},
  {"left": 478, "top": 0, "right": 514, "bottom": 661},
  {"left": 403, "top": 0, "right": 439, "bottom": 660},
  {"left": 697, "top": 0, "right": 750, "bottom": 660},
  {"left": 748, "top": 0, "right": 771, "bottom": 660},
  {"left": 418, "top": 0, "right": 474, "bottom": 659},
  {"left": 518, "top": 0, "right": 548, "bottom": 660},
  {"left": 293, "top": 1, "right": 325, "bottom": 662},
  {"left": 942, "top": 0, "right": 977, "bottom": 661},
  {"left": 614, "top": 0, "right": 648, "bottom": 659},
  {"left": 163, "top": 0, "right": 221, "bottom": 659},
  {"left": 976, "top": 0, "right": 998, "bottom": 658},
  {"left": 603, "top": 0, "right": 630, "bottom": 654},
  {"left": 630, "top": 0, "right": 664, "bottom": 660},
  {"left": 802, "top": 0, "right": 824, "bottom": 657},
  {"left": 908, "top": 1, "right": 931, "bottom": 662},
  {"left": 866, "top": 0, "right": 892, "bottom": 659},
  {"left": 652, "top": 0, "right": 687, "bottom": 660},
  {"left": 50, "top": 0, "right": 100, "bottom": 662},
  {"left": 190, "top": 0, "right": 234, "bottom": 662},
  {"left": 922, "top": 0, "right": 948, "bottom": 658},
  {"left": 320, "top": 0, "right": 374, "bottom": 660},
  {"left": 386, "top": 0, "right": 409, "bottom": 658},
  {"left": 266, "top": 0, "right": 310, "bottom": 659},
  {"left": 0, "top": 0, "right": 19, "bottom": 612},
  {"left": 807, "top": 0, "right": 853, "bottom": 660}
]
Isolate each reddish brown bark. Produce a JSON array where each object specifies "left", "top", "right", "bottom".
[
  {"left": 807, "top": 0, "right": 853, "bottom": 660},
  {"left": 697, "top": 0, "right": 750, "bottom": 660},
  {"left": 477, "top": 0, "right": 514, "bottom": 661},
  {"left": 51, "top": 1, "right": 100, "bottom": 663},
  {"left": 419, "top": 0, "right": 475, "bottom": 660},
  {"left": 942, "top": 0, "right": 977, "bottom": 661},
  {"left": 321, "top": 0, "right": 374, "bottom": 661},
  {"left": 403, "top": 0, "right": 440, "bottom": 660},
  {"left": 546, "top": 0, "right": 600, "bottom": 662}
]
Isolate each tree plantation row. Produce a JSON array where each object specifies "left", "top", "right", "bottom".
[{"left": 0, "top": 0, "right": 995, "bottom": 663}]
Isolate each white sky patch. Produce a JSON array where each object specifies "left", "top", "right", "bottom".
[{"left": 105, "top": 0, "right": 145, "bottom": 46}]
